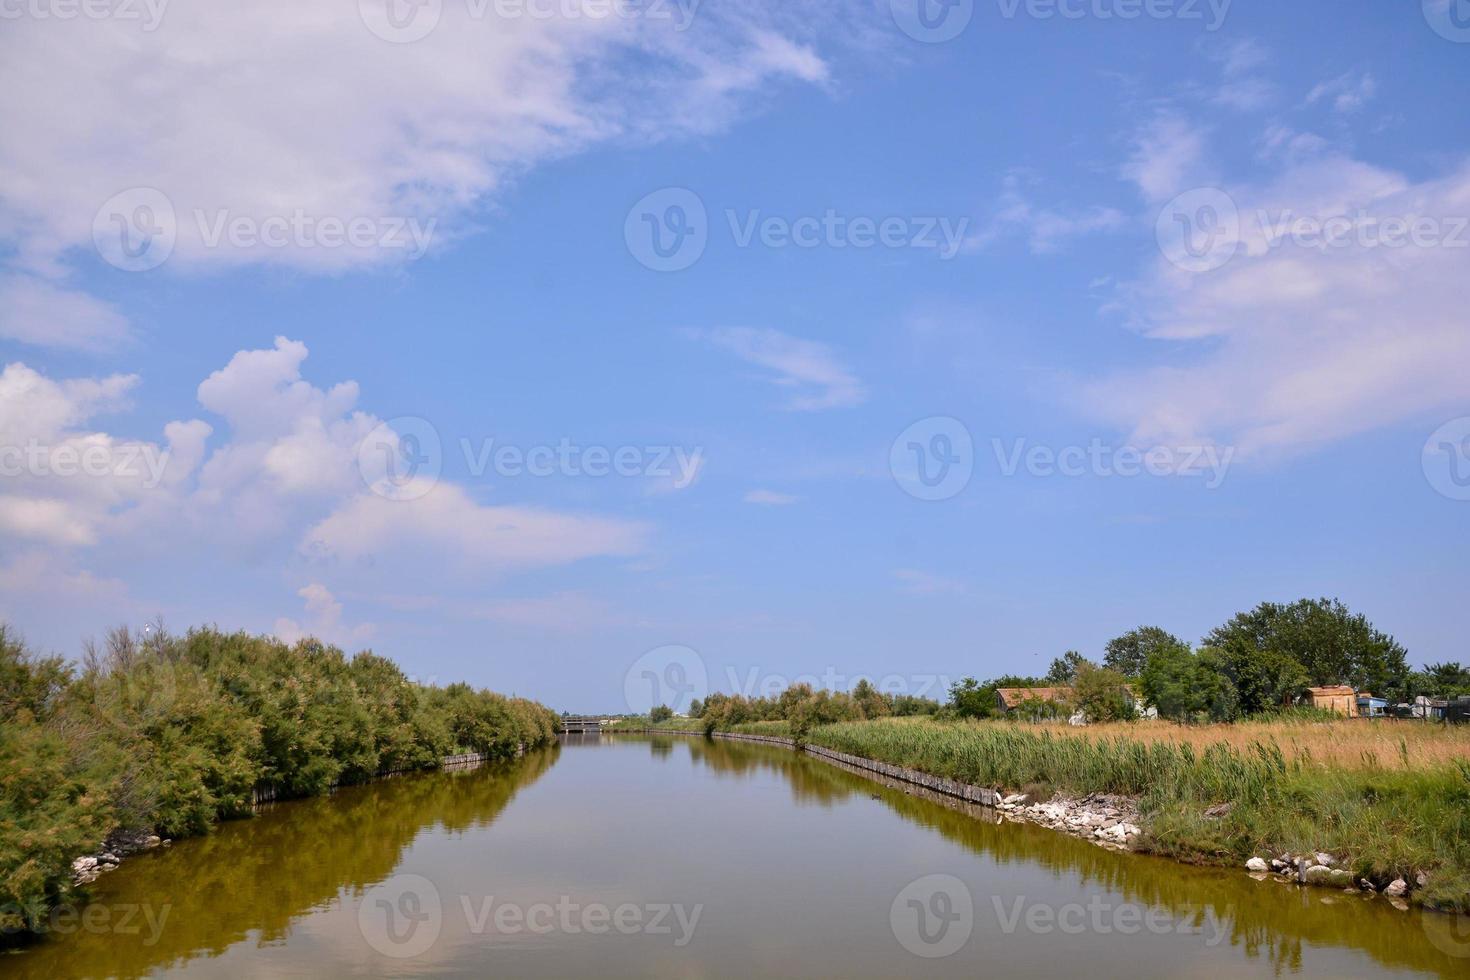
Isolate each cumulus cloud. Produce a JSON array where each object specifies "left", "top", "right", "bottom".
[
  {"left": 302, "top": 482, "right": 647, "bottom": 569},
  {"left": 0, "top": 339, "right": 650, "bottom": 619},
  {"left": 0, "top": 361, "right": 208, "bottom": 547},
  {"left": 274, "top": 582, "right": 375, "bottom": 647},
  {"left": 696, "top": 327, "right": 865, "bottom": 410}
]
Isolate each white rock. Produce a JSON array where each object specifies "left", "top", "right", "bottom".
[
  {"left": 1384, "top": 878, "right": 1408, "bottom": 897},
  {"left": 1314, "top": 852, "right": 1336, "bottom": 867},
  {"left": 72, "top": 856, "right": 98, "bottom": 872},
  {"left": 1246, "top": 857, "right": 1270, "bottom": 873}
]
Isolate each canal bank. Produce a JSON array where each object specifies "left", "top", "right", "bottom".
[{"left": 616, "top": 727, "right": 1452, "bottom": 914}]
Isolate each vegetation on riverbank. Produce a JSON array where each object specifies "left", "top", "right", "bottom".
[
  {"left": 630, "top": 713, "right": 1470, "bottom": 912},
  {"left": 0, "top": 623, "right": 558, "bottom": 937}
]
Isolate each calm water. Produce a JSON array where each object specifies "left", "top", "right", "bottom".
[{"left": 5, "top": 735, "right": 1468, "bottom": 978}]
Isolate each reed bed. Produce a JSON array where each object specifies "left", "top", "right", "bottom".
[{"left": 803, "top": 717, "right": 1470, "bottom": 910}]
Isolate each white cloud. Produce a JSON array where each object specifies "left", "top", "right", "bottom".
[
  {"left": 1122, "top": 112, "right": 1210, "bottom": 203},
  {"left": 965, "top": 174, "right": 1125, "bottom": 254},
  {"left": 0, "top": 275, "right": 130, "bottom": 351},
  {"left": 743, "top": 489, "right": 799, "bottom": 505},
  {"left": 274, "top": 582, "right": 375, "bottom": 647},
  {"left": 696, "top": 327, "right": 865, "bottom": 410},
  {"left": 0, "top": 361, "right": 208, "bottom": 547},
  {"left": 1306, "top": 72, "right": 1377, "bottom": 114},
  {"left": 1209, "top": 39, "right": 1275, "bottom": 112},
  {"left": 302, "top": 481, "right": 647, "bottom": 569},
  {"left": 0, "top": 2, "right": 872, "bottom": 348},
  {"left": 1090, "top": 139, "right": 1470, "bottom": 458},
  {"left": 1, "top": 338, "right": 650, "bottom": 607}
]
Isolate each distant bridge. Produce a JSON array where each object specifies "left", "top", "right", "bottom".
[{"left": 558, "top": 716, "right": 604, "bottom": 734}]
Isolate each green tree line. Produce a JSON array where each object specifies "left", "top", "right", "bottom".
[
  {"left": 941, "top": 598, "right": 1458, "bottom": 725},
  {"left": 0, "top": 623, "right": 557, "bottom": 938}
]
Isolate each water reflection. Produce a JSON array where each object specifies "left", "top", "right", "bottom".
[
  {"left": 5, "top": 735, "right": 1467, "bottom": 979},
  {"left": 656, "top": 733, "right": 1469, "bottom": 979},
  {"left": 1, "top": 748, "right": 558, "bottom": 980}
]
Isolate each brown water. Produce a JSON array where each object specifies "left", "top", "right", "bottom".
[{"left": 4, "top": 734, "right": 1469, "bottom": 978}]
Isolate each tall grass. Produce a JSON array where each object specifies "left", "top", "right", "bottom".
[{"left": 804, "top": 717, "right": 1470, "bottom": 911}]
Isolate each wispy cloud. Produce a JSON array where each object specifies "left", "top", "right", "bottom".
[
  {"left": 894, "top": 568, "right": 966, "bottom": 595},
  {"left": 695, "top": 327, "right": 866, "bottom": 410},
  {"left": 1306, "top": 71, "right": 1377, "bottom": 114},
  {"left": 743, "top": 489, "right": 799, "bottom": 505}
]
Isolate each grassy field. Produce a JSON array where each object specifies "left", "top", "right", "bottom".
[
  {"left": 629, "top": 714, "right": 1470, "bottom": 911},
  {"left": 1011, "top": 716, "right": 1470, "bottom": 771}
]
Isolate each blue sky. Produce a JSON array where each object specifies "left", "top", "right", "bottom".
[{"left": 1, "top": 1, "right": 1467, "bottom": 711}]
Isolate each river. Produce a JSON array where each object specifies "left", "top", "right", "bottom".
[{"left": 3, "top": 734, "right": 1467, "bottom": 978}]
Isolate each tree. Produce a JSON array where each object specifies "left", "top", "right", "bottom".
[
  {"left": 1141, "top": 645, "right": 1237, "bottom": 722},
  {"left": 1205, "top": 598, "right": 1409, "bottom": 698},
  {"left": 1046, "top": 651, "right": 1091, "bottom": 685},
  {"left": 946, "top": 677, "right": 996, "bottom": 719},
  {"left": 1071, "top": 664, "right": 1134, "bottom": 723},
  {"left": 1104, "top": 626, "right": 1189, "bottom": 678},
  {"left": 687, "top": 698, "right": 704, "bottom": 718},
  {"left": 851, "top": 678, "right": 892, "bottom": 720},
  {"left": 649, "top": 704, "right": 674, "bottom": 723},
  {"left": 1210, "top": 640, "right": 1309, "bottom": 715}
]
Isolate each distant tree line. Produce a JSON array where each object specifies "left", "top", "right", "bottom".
[
  {"left": 687, "top": 679, "right": 941, "bottom": 736},
  {"left": 942, "top": 598, "right": 1454, "bottom": 725},
  {"left": 0, "top": 623, "right": 557, "bottom": 937}
]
